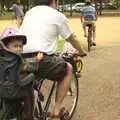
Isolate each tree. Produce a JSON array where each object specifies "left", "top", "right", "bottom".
[
  {"left": 109, "top": 0, "right": 120, "bottom": 9},
  {"left": 99, "top": 0, "right": 103, "bottom": 15}
]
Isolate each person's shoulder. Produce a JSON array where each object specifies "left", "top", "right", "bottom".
[
  {"left": 82, "top": 6, "right": 86, "bottom": 9},
  {"left": 25, "top": 6, "right": 38, "bottom": 15},
  {"left": 83, "top": 6, "right": 89, "bottom": 10},
  {"left": 54, "top": 9, "right": 67, "bottom": 21},
  {"left": 90, "top": 5, "right": 95, "bottom": 9},
  {"left": 12, "top": 3, "right": 17, "bottom": 8},
  {"left": 57, "top": 11, "right": 66, "bottom": 18},
  {"left": 45, "top": 6, "right": 67, "bottom": 22}
]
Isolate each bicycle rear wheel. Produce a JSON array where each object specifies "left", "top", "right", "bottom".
[
  {"left": 87, "top": 26, "right": 92, "bottom": 52},
  {"left": 65, "top": 72, "right": 79, "bottom": 120}
]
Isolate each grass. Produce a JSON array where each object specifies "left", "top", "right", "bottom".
[
  {"left": 56, "top": 36, "right": 65, "bottom": 52},
  {"left": 0, "top": 12, "right": 14, "bottom": 20}
]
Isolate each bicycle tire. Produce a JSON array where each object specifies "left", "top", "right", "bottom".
[
  {"left": 66, "top": 72, "right": 79, "bottom": 120},
  {"left": 88, "top": 26, "right": 92, "bottom": 52}
]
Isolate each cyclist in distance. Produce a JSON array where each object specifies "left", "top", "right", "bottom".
[
  {"left": 19, "top": 0, "right": 87, "bottom": 118},
  {"left": 81, "top": 0, "right": 98, "bottom": 46}
]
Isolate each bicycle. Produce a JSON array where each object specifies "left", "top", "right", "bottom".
[
  {"left": 0, "top": 47, "right": 83, "bottom": 120},
  {"left": 27, "top": 52, "right": 83, "bottom": 120},
  {"left": 87, "top": 24, "right": 93, "bottom": 52}
]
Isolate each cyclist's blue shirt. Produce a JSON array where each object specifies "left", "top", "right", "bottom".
[{"left": 82, "top": 5, "right": 96, "bottom": 21}]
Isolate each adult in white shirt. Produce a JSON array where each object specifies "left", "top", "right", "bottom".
[{"left": 19, "top": 0, "right": 86, "bottom": 118}]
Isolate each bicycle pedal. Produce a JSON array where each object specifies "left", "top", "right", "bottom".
[
  {"left": 60, "top": 111, "right": 69, "bottom": 120},
  {"left": 92, "top": 42, "right": 96, "bottom": 46}
]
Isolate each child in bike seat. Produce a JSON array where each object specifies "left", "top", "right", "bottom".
[{"left": 0, "top": 27, "right": 36, "bottom": 120}]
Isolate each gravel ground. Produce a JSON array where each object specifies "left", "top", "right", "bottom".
[
  {"left": 69, "top": 17, "right": 120, "bottom": 120},
  {"left": 0, "top": 17, "right": 120, "bottom": 120}
]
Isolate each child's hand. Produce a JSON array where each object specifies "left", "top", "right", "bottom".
[{"left": 36, "top": 52, "right": 44, "bottom": 61}]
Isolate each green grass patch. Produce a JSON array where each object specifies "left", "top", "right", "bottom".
[
  {"left": 56, "top": 36, "right": 65, "bottom": 52},
  {"left": 0, "top": 12, "right": 14, "bottom": 20}
]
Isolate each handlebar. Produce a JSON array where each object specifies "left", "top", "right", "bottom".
[{"left": 56, "top": 52, "right": 83, "bottom": 73}]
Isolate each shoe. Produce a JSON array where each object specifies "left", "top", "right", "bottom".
[{"left": 92, "top": 42, "right": 96, "bottom": 46}]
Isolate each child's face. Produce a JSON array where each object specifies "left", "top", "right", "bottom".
[{"left": 7, "top": 39, "right": 23, "bottom": 54}]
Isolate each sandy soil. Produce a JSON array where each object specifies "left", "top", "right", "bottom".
[
  {"left": 0, "top": 17, "right": 120, "bottom": 120},
  {"left": 68, "top": 17, "right": 120, "bottom": 120}
]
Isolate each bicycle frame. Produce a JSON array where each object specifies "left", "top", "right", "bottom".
[{"left": 37, "top": 80, "right": 56, "bottom": 120}]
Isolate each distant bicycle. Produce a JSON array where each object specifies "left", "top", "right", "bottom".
[{"left": 87, "top": 24, "right": 94, "bottom": 52}]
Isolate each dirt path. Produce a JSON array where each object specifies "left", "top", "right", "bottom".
[
  {"left": 0, "top": 17, "right": 120, "bottom": 120},
  {"left": 69, "top": 17, "right": 120, "bottom": 120}
]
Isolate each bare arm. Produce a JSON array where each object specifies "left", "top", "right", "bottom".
[
  {"left": 95, "top": 11, "right": 98, "bottom": 21},
  {"left": 81, "top": 15, "right": 84, "bottom": 23},
  {"left": 66, "top": 33, "right": 87, "bottom": 56},
  {"left": 80, "top": 11, "right": 84, "bottom": 23}
]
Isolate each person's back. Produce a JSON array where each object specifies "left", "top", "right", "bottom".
[
  {"left": 82, "top": 5, "right": 96, "bottom": 21},
  {"left": 81, "top": 0, "right": 97, "bottom": 45},
  {"left": 20, "top": 5, "right": 70, "bottom": 54}
]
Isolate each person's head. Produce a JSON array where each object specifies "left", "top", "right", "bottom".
[
  {"left": 0, "top": 27, "right": 27, "bottom": 54},
  {"left": 34, "top": 0, "right": 59, "bottom": 9},
  {"left": 85, "top": 0, "right": 91, "bottom": 6}
]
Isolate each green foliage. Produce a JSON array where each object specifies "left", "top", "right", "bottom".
[
  {"left": 59, "top": 0, "right": 85, "bottom": 5},
  {"left": 56, "top": 36, "right": 65, "bottom": 52},
  {"left": 110, "top": 0, "right": 120, "bottom": 8}
]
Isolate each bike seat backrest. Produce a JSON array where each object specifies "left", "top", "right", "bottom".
[{"left": 0, "top": 42, "right": 34, "bottom": 98}]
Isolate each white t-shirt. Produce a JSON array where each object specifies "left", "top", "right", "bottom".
[{"left": 19, "top": 5, "right": 72, "bottom": 55}]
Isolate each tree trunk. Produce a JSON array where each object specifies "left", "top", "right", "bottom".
[
  {"left": 69, "top": 0, "right": 73, "bottom": 17},
  {"left": 94, "top": 0, "right": 99, "bottom": 15},
  {"left": 99, "top": 0, "right": 103, "bottom": 15}
]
